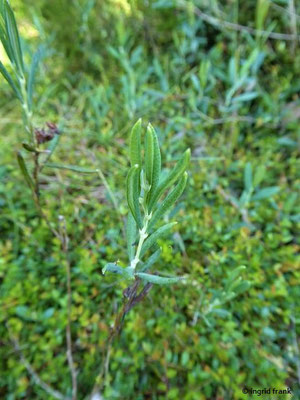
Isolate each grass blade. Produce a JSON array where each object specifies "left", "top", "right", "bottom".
[
  {"left": 148, "top": 172, "right": 187, "bottom": 231},
  {"left": 129, "top": 118, "right": 142, "bottom": 166}
]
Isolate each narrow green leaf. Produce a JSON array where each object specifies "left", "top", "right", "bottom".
[
  {"left": 0, "top": 61, "right": 22, "bottom": 100},
  {"left": 140, "top": 222, "right": 177, "bottom": 258},
  {"left": 102, "top": 263, "right": 133, "bottom": 279},
  {"left": 0, "top": 21, "right": 14, "bottom": 62},
  {"left": 140, "top": 248, "right": 161, "bottom": 272},
  {"left": 147, "top": 123, "right": 161, "bottom": 201},
  {"left": 232, "top": 281, "right": 251, "bottom": 295},
  {"left": 148, "top": 172, "right": 188, "bottom": 231},
  {"left": 17, "top": 152, "right": 34, "bottom": 191},
  {"left": 251, "top": 186, "right": 280, "bottom": 201},
  {"left": 129, "top": 118, "right": 142, "bottom": 166},
  {"left": 22, "top": 142, "right": 37, "bottom": 153},
  {"left": 210, "top": 308, "right": 231, "bottom": 318},
  {"left": 136, "top": 272, "right": 184, "bottom": 285},
  {"left": 4, "top": 0, "right": 24, "bottom": 75},
  {"left": 253, "top": 165, "right": 266, "bottom": 187},
  {"left": 244, "top": 162, "right": 252, "bottom": 192},
  {"left": 45, "top": 163, "right": 98, "bottom": 173},
  {"left": 126, "top": 164, "right": 142, "bottom": 229},
  {"left": 27, "top": 45, "right": 45, "bottom": 110},
  {"left": 227, "top": 266, "right": 246, "bottom": 282},
  {"left": 149, "top": 148, "right": 190, "bottom": 211},
  {"left": 145, "top": 124, "right": 154, "bottom": 185},
  {"left": 126, "top": 212, "right": 137, "bottom": 262}
]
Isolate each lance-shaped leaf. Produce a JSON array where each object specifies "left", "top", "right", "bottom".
[
  {"left": 102, "top": 263, "right": 133, "bottom": 279},
  {"left": 251, "top": 186, "right": 280, "bottom": 201},
  {"left": 147, "top": 123, "right": 161, "bottom": 200},
  {"left": 232, "top": 281, "right": 251, "bottom": 295},
  {"left": 22, "top": 142, "right": 37, "bottom": 153},
  {"left": 126, "top": 164, "right": 142, "bottom": 229},
  {"left": 45, "top": 163, "right": 98, "bottom": 173},
  {"left": 3, "top": 1, "right": 24, "bottom": 75},
  {"left": 0, "top": 61, "right": 22, "bottom": 100},
  {"left": 244, "top": 162, "right": 252, "bottom": 192},
  {"left": 0, "top": 21, "right": 14, "bottom": 62},
  {"left": 126, "top": 212, "right": 136, "bottom": 261},
  {"left": 129, "top": 118, "right": 142, "bottom": 166},
  {"left": 145, "top": 124, "right": 154, "bottom": 185},
  {"left": 140, "top": 222, "right": 177, "bottom": 258},
  {"left": 227, "top": 266, "right": 246, "bottom": 283},
  {"left": 136, "top": 272, "right": 184, "bottom": 285},
  {"left": 149, "top": 148, "right": 190, "bottom": 211},
  {"left": 27, "top": 45, "right": 45, "bottom": 111},
  {"left": 140, "top": 248, "right": 161, "bottom": 272},
  {"left": 17, "top": 152, "right": 34, "bottom": 191},
  {"left": 148, "top": 172, "right": 188, "bottom": 231}
]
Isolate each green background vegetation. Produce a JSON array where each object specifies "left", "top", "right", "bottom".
[{"left": 0, "top": 0, "right": 299, "bottom": 399}]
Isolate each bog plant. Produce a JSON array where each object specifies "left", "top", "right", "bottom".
[
  {"left": 0, "top": 2, "right": 269, "bottom": 399},
  {"left": 0, "top": 0, "right": 59, "bottom": 212},
  {"left": 103, "top": 119, "right": 190, "bottom": 285},
  {"left": 0, "top": 3, "right": 192, "bottom": 397}
]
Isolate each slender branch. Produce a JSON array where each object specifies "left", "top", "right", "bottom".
[
  {"left": 178, "top": 0, "right": 300, "bottom": 41},
  {"left": 59, "top": 216, "right": 78, "bottom": 400},
  {"left": 6, "top": 325, "right": 70, "bottom": 400}
]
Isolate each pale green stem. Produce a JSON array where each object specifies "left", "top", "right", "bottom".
[
  {"left": 130, "top": 182, "right": 152, "bottom": 271},
  {"left": 131, "top": 219, "right": 149, "bottom": 270}
]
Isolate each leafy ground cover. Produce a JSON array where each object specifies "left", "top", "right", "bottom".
[{"left": 0, "top": 1, "right": 299, "bottom": 399}]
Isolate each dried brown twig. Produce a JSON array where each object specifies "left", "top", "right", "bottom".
[{"left": 178, "top": 0, "right": 300, "bottom": 41}]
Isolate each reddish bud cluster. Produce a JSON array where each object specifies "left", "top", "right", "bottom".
[{"left": 35, "top": 122, "right": 60, "bottom": 144}]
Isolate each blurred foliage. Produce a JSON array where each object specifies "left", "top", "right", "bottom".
[{"left": 0, "top": 0, "right": 299, "bottom": 399}]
